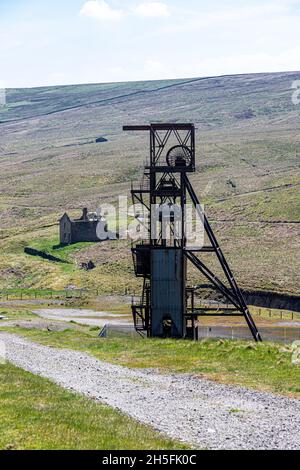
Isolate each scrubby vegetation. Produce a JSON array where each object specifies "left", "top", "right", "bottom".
[{"left": 0, "top": 72, "right": 299, "bottom": 295}]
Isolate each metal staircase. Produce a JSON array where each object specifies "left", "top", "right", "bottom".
[{"left": 131, "top": 280, "right": 150, "bottom": 336}]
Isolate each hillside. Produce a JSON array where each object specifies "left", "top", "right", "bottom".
[{"left": 0, "top": 71, "right": 299, "bottom": 296}]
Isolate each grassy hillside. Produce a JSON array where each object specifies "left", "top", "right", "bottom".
[{"left": 0, "top": 72, "right": 299, "bottom": 295}]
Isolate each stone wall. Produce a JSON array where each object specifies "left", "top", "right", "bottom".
[{"left": 71, "top": 220, "right": 99, "bottom": 243}]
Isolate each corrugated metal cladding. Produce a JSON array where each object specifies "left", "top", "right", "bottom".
[{"left": 151, "top": 249, "right": 184, "bottom": 337}]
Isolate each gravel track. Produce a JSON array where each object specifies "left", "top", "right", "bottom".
[
  {"left": 1, "top": 332, "right": 300, "bottom": 450},
  {"left": 34, "top": 308, "right": 132, "bottom": 327}
]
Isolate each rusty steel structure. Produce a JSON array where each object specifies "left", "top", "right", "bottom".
[{"left": 123, "top": 123, "right": 262, "bottom": 341}]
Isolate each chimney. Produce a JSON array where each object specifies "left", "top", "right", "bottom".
[{"left": 82, "top": 207, "right": 88, "bottom": 221}]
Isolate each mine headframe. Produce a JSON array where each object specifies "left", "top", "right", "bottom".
[{"left": 123, "top": 123, "right": 262, "bottom": 342}]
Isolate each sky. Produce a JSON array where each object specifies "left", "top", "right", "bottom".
[{"left": 0, "top": 0, "right": 300, "bottom": 88}]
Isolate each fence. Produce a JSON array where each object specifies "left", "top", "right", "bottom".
[
  {"left": 100, "top": 323, "right": 300, "bottom": 344},
  {"left": 0, "top": 288, "right": 133, "bottom": 301},
  {"left": 0, "top": 289, "right": 298, "bottom": 318},
  {"left": 0, "top": 290, "right": 84, "bottom": 301},
  {"left": 0, "top": 290, "right": 299, "bottom": 325},
  {"left": 253, "top": 307, "right": 299, "bottom": 321},
  {"left": 198, "top": 325, "right": 300, "bottom": 343},
  {"left": 99, "top": 324, "right": 142, "bottom": 339}
]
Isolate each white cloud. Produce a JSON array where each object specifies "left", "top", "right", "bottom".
[
  {"left": 80, "top": 1, "right": 123, "bottom": 21},
  {"left": 133, "top": 2, "right": 170, "bottom": 18}
]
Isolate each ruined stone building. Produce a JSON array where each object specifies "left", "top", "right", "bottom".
[{"left": 59, "top": 208, "right": 108, "bottom": 245}]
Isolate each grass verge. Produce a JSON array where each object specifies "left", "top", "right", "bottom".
[
  {"left": 1, "top": 326, "right": 300, "bottom": 397},
  {"left": 0, "top": 362, "right": 188, "bottom": 450}
]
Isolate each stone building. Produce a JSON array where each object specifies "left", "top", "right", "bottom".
[{"left": 59, "top": 208, "right": 108, "bottom": 245}]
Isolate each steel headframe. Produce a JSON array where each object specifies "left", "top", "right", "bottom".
[{"left": 123, "top": 123, "right": 262, "bottom": 342}]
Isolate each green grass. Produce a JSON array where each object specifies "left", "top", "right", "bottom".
[
  {"left": 0, "top": 362, "right": 188, "bottom": 450},
  {"left": 30, "top": 236, "right": 95, "bottom": 262},
  {"left": 2, "top": 326, "right": 300, "bottom": 396},
  {"left": 0, "top": 308, "right": 35, "bottom": 321},
  {"left": 0, "top": 224, "right": 141, "bottom": 293}
]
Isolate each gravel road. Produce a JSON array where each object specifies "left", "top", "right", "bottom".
[
  {"left": 34, "top": 308, "right": 132, "bottom": 327},
  {"left": 1, "top": 332, "right": 300, "bottom": 450}
]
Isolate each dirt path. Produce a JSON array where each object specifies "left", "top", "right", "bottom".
[
  {"left": 1, "top": 332, "right": 300, "bottom": 450},
  {"left": 34, "top": 308, "right": 132, "bottom": 327}
]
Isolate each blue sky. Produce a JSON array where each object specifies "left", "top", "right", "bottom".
[{"left": 1, "top": 0, "right": 300, "bottom": 88}]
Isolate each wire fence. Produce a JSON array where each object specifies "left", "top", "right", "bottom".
[
  {"left": 100, "top": 323, "right": 300, "bottom": 344},
  {"left": 0, "top": 289, "right": 299, "bottom": 321},
  {"left": 198, "top": 325, "right": 300, "bottom": 343},
  {"left": 254, "top": 308, "right": 300, "bottom": 321},
  {"left": 0, "top": 290, "right": 84, "bottom": 301},
  {"left": 99, "top": 324, "right": 141, "bottom": 339},
  {"left": 0, "top": 288, "right": 132, "bottom": 301}
]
